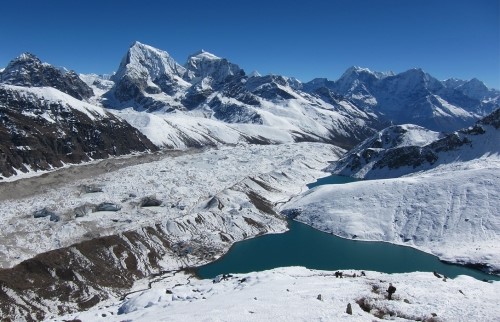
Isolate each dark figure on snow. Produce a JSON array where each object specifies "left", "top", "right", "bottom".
[{"left": 387, "top": 283, "right": 396, "bottom": 300}]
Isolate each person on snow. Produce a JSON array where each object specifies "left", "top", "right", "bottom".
[{"left": 387, "top": 283, "right": 396, "bottom": 300}]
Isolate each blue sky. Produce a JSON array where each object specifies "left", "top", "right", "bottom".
[{"left": 1, "top": 0, "right": 499, "bottom": 88}]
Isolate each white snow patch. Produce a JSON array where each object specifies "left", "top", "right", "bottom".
[
  {"left": 50, "top": 267, "right": 500, "bottom": 322},
  {"left": 1, "top": 84, "right": 108, "bottom": 120}
]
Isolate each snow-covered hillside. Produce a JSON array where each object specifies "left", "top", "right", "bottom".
[
  {"left": 329, "top": 109, "right": 500, "bottom": 179},
  {"left": 50, "top": 267, "right": 500, "bottom": 322},
  {"left": 284, "top": 159, "right": 500, "bottom": 274},
  {"left": 0, "top": 84, "right": 157, "bottom": 178}
]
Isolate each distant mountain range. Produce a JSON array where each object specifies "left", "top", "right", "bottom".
[
  {"left": 102, "top": 42, "right": 498, "bottom": 130},
  {"left": 0, "top": 41, "right": 499, "bottom": 178}
]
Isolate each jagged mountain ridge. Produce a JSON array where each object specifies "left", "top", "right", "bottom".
[
  {"left": 306, "top": 66, "right": 499, "bottom": 132},
  {"left": 103, "top": 42, "right": 387, "bottom": 148},
  {"left": 101, "top": 42, "right": 498, "bottom": 145},
  {"left": 328, "top": 108, "right": 500, "bottom": 179},
  {"left": 0, "top": 53, "right": 94, "bottom": 100}
]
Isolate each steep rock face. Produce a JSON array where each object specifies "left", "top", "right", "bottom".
[
  {"left": 181, "top": 50, "right": 245, "bottom": 110},
  {"left": 184, "top": 50, "right": 244, "bottom": 85},
  {"left": 0, "top": 53, "right": 94, "bottom": 100},
  {"left": 329, "top": 108, "right": 500, "bottom": 179},
  {"left": 105, "top": 42, "right": 189, "bottom": 111},
  {"left": 0, "top": 85, "right": 158, "bottom": 179}
]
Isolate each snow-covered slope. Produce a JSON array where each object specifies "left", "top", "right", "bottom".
[
  {"left": 284, "top": 161, "right": 500, "bottom": 274},
  {"left": 329, "top": 109, "right": 499, "bottom": 179},
  {"left": 79, "top": 73, "right": 114, "bottom": 105},
  {"left": 284, "top": 111, "right": 500, "bottom": 273},
  {"left": 0, "top": 84, "right": 157, "bottom": 179},
  {"left": 51, "top": 267, "right": 500, "bottom": 322}
]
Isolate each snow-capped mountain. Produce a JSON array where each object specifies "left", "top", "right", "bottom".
[
  {"left": 328, "top": 108, "right": 500, "bottom": 179},
  {"left": 0, "top": 54, "right": 158, "bottom": 179},
  {"left": 444, "top": 77, "right": 500, "bottom": 103},
  {"left": 1, "top": 42, "right": 499, "bottom": 321},
  {"left": 304, "top": 66, "right": 499, "bottom": 132},
  {"left": 184, "top": 50, "right": 243, "bottom": 85},
  {"left": 0, "top": 53, "right": 94, "bottom": 101},
  {"left": 104, "top": 42, "right": 190, "bottom": 111},
  {"left": 101, "top": 42, "right": 384, "bottom": 149},
  {"left": 94, "top": 42, "right": 500, "bottom": 149}
]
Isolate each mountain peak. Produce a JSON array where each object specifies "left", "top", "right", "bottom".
[
  {"left": 184, "top": 50, "right": 243, "bottom": 83},
  {"left": 345, "top": 66, "right": 372, "bottom": 74},
  {"left": 15, "top": 52, "right": 41, "bottom": 63},
  {"left": 114, "top": 41, "right": 187, "bottom": 81},
  {"left": 187, "top": 49, "right": 221, "bottom": 61},
  {"left": 0, "top": 53, "right": 93, "bottom": 100},
  {"left": 467, "top": 77, "right": 487, "bottom": 87}
]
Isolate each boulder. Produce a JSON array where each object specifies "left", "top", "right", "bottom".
[
  {"left": 74, "top": 204, "right": 94, "bottom": 218},
  {"left": 82, "top": 184, "right": 103, "bottom": 193},
  {"left": 95, "top": 202, "right": 121, "bottom": 212},
  {"left": 33, "top": 208, "right": 59, "bottom": 222},
  {"left": 140, "top": 196, "right": 162, "bottom": 207}
]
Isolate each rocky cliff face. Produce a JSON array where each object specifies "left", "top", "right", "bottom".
[{"left": 105, "top": 42, "right": 189, "bottom": 111}]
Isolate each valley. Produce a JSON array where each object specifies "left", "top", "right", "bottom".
[{"left": 0, "top": 41, "right": 498, "bottom": 321}]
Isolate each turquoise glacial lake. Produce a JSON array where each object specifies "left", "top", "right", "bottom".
[{"left": 196, "top": 175, "right": 499, "bottom": 281}]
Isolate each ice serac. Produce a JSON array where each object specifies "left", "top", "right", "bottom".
[
  {"left": 105, "top": 41, "right": 189, "bottom": 111},
  {"left": 0, "top": 53, "right": 94, "bottom": 100}
]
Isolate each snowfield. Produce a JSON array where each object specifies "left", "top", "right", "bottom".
[
  {"left": 49, "top": 266, "right": 500, "bottom": 322},
  {"left": 1, "top": 84, "right": 108, "bottom": 121},
  {"left": 284, "top": 158, "right": 500, "bottom": 273}
]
